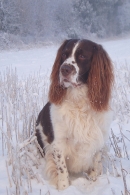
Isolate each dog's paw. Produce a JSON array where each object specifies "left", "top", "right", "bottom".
[
  {"left": 88, "top": 170, "right": 97, "bottom": 181},
  {"left": 84, "top": 170, "right": 98, "bottom": 181},
  {"left": 58, "top": 179, "right": 69, "bottom": 190}
]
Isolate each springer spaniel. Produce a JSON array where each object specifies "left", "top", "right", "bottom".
[{"left": 35, "top": 39, "right": 114, "bottom": 190}]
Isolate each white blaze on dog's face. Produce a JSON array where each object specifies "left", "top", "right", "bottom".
[{"left": 59, "top": 39, "right": 97, "bottom": 88}]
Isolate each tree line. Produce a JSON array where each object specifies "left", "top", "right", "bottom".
[{"left": 0, "top": 0, "right": 130, "bottom": 47}]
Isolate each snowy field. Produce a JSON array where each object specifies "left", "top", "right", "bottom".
[{"left": 0, "top": 38, "right": 130, "bottom": 195}]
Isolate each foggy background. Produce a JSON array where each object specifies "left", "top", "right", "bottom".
[{"left": 0, "top": 0, "right": 130, "bottom": 49}]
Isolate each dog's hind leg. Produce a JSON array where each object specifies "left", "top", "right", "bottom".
[{"left": 87, "top": 151, "right": 102, "bottom": 181}]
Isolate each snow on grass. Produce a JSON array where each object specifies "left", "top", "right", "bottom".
[{"left": 0, "top": 38, "right": 130, "bottom": 195}]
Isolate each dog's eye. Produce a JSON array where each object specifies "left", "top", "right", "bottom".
[{"left": 79, "top": 54, "right": 85, "bottom": 60}]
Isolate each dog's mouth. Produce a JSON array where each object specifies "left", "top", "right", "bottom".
[{"left": 61, "top": 78, "right": 82, "bottom": 88}]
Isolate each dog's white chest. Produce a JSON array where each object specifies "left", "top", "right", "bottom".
[{"left": 51, "top": 102, "right": 104, "bottom": 156}]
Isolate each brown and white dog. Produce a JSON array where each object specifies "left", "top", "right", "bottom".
[{"left": 35, "top": 39, "right": 114, "bottom": 190}]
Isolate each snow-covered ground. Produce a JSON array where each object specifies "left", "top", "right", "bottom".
[{"left": 0, "top": 38, "right": 130, "bottom": 195}]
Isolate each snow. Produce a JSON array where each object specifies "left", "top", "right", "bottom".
[
  {"left": 102, "top": 38, "right": 130, "bottom": 64},
  {"left": 0, "top": 37, "right": 130, "bottom": 195},
  {"left": 0, "top": 45, "right": 57, "bottom": 76}
]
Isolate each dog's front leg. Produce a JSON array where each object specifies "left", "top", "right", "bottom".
[{"left": 52, "top": 143, "right": 69, "bottom": 190}]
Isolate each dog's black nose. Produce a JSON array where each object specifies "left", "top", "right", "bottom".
[{"left": 61, "top": 64, "right": 73, "bottom": 77}]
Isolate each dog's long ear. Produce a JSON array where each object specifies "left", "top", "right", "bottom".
[
  {"left": 87, "top": 45, "right": 114, "bottom": 111},
  {"left": 49, "top": 40, "right": 69, "bottom": 104}
]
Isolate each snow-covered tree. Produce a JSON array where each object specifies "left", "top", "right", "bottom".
[
  {"left": 73, "top": 0, "right": 123, "bottom": 37},
  {"left": 1, "top": 0, "right": 21, "bottom": 34},
  {"left": 117, "top": 0, "right": 130, "bottom": 34}
]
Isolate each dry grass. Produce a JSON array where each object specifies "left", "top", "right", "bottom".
[{"left": 0, "top": 67, "right": 48, "bottom": 194}]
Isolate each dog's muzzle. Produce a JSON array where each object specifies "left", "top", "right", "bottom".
[{"left": 60, "top": 64, "right": 76, "bottom": 77}]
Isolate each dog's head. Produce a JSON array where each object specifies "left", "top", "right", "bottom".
[
  {"left": 49, "top": 39, "right": 114, "bottom": 111},
  {"left": 59, "top": 39, "right": 98, "bottom": 88}
]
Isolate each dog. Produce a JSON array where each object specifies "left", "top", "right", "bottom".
[{"left": 35, "top": 39, "right": 114, "bottom": 190}]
